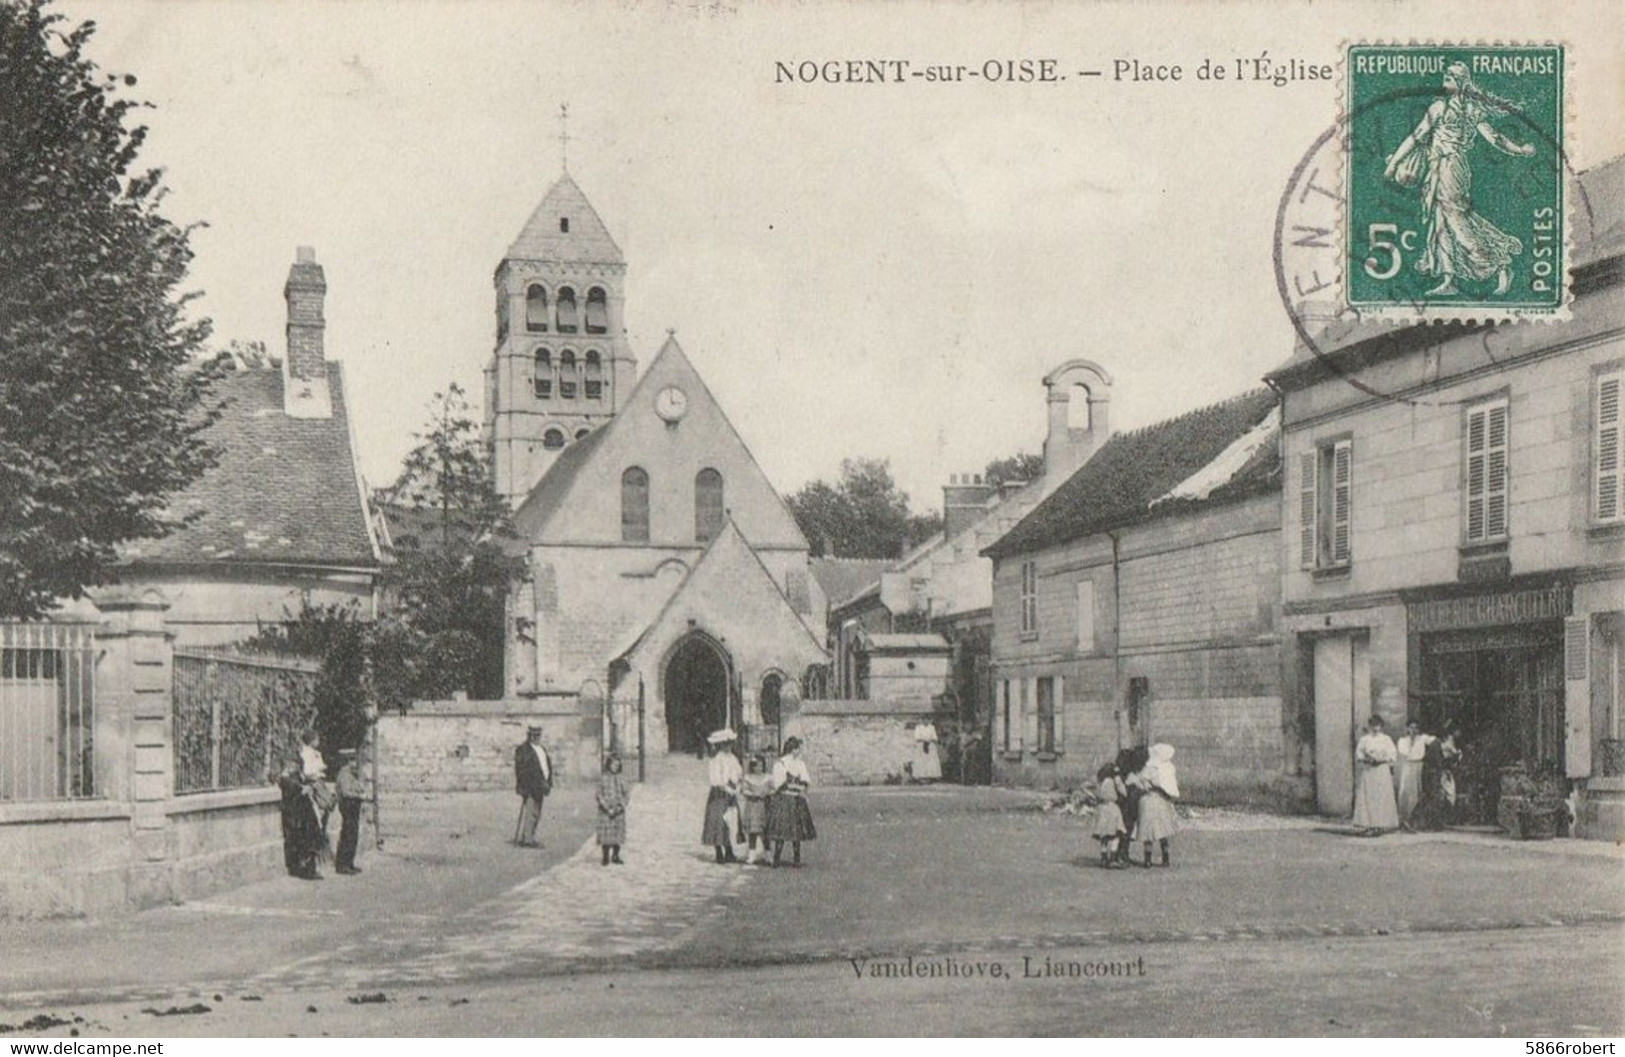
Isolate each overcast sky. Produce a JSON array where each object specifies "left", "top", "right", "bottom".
[{"left": 58, "top": 0, "right": 1624, "bottom": 511}]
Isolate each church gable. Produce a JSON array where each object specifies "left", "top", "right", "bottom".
[
  {"left": 513, "top": 335, "right": 807, "bottom": 551},
  {"left": 621, "top": 519, "right": 826, "bottom": 676}
]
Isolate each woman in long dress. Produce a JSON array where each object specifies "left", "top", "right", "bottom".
[
  {"left": 766, "top": 737, "right": 817, "bottom": 867},
  {"left": 1383, "top": 62, "right": 1537, "bottom": 297},
  {"left": 700, "top": 730, "right": 741, "bottom": 864},
  {"left": 596, "top": 754, "right": 628, "bottom": 866},
  {"left": 1352, "top": 716, "right": 1401, "bottom": 835}
]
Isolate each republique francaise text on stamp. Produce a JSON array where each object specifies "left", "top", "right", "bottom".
[{"left": 1344, "top": 44, "right": 1567, "bottom": 320}]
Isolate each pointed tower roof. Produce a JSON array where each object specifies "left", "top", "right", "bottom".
[{"left": 506, "top": 173, "right": 623, "bottom": 263}]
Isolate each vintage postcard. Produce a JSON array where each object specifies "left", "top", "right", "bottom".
[{"left": 0, "top": 0, "right": 1621, "bottom": 1042}]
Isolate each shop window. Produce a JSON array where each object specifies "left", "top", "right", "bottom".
[
  {"left": 585, "top": 287, "right": 609, "bottom": 334},
  {"left": 621, "top": 467, "right": 650, "bottom": 542},
  {"left": 525, "top": 285, "right": 548, "bottom": 332},
  {"left": 1596, "top": 369, "right": 1623, "bottom": 523},
  {"left": 1298, "top": 439, "right": 1352, "bottom": 570},
  {"left": 695, "top": 468, "right": 724, "bottom": 543},
  {"left": 542, "top": 428, "right": 565, "bottom": 451},
  {"left": 556, "top": 287, "right": 578, "bottom": 333},
  {"left": 533, "top": 348, "right": 552, "bottom": 399},
  {"left": 1019, "top": 560, "right": 1038, "bottom": 635},
  {"left": 584, "top": 350, "right": 603, "bottom": 401},
  {"left": 558, "top": 350, "right": 578, "bottom": 399},
  {"left": 1464, "top": 398, "right": 1509, "bottom": 543}
]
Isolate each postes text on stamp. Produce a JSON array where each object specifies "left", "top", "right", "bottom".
[{"left": 1345, "top": 44, "right": 1566, "bottom": 319}]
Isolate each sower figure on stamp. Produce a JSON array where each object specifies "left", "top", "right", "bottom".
[
  {"left": 334, "top": 747, "right": 366, "bottom": 875},
  {"left": 514, "top": 725, "right": 553, "bottom": 848},
  {"left": 1383, "top": 62, "right": 1537, "bottom": 297}
]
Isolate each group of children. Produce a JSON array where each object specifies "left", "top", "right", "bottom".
[
  {"left": 594, "top": 732, "right": 819, "bottom": 868},
  {"left": 1089, "top": 742, "right": 1180, "bottom": 869}
]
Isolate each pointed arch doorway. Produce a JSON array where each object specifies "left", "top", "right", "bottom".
[{"left": 664, "top": 632, "right": 731, "bottom": 755}]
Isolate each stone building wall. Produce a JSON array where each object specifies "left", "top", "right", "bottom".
[{"left": 375, "top": 696, "right": 601, "bottom": 794}]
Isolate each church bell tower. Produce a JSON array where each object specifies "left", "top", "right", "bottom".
[{"left": 486, "top": 170, "right": 639, "bottom": 505}]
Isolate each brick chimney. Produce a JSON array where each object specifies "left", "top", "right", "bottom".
[
  {"left": 943, "top": 473, "right": 995, "bottom": 540},
  {"left": 282, "top": 246, "right": 332, "bottom": 419},
  {"left": 1042, "top": 359, "right": 1113, "bottom": 484}
]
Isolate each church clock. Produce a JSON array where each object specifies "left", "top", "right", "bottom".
[{"left": 655, "top": 385, "right": 689, "bottom": 423}]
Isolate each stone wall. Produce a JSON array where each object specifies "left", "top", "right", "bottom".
[
  {"left": 785, "top": 699, "right": 935, "bottom": 786},
  {"left": 0, "top": 592, "right": 297, "bottom": 919},
  {"left": 375, "top": 696, "right": 601, "bottom": 794}
]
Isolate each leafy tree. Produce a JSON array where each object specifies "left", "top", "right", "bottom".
[
  {"left": 375, "top": 384, "right": 521, "bottom": 700},
  {"left": 787, "top": 457, "right": 940, "bottom": 559},
  {"left": 243, "top": 602, "right": 372, "bottom": 760},
  {"left": 0, "top": 0, "right": 222, "bottom": 618},
  {"left": 983, "top": 452, "right": 1043, "bottom": 489}
]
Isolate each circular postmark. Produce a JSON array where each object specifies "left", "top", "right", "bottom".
[{"left": 1274, "top": 48, "right": 1595, "bottom": 408}]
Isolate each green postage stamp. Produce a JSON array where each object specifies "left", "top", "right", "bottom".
[{"left": 1345, "top": 44, "right": 1567, "bottom": 318}]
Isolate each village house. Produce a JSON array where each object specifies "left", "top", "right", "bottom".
[
  {"left": 981, "top": 386, "right": 1295, "bottom": 803},
  {"left": 1, "top": 248, "right": 380, "bottom": 915},
  {"left": 1266, "top": 157, "right": 1625, "bottom": 839},
  {"left": 826, "top": 361, "right": 1115, "bottom": 779}
]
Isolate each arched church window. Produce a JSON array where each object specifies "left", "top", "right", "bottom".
[
  {"left": 621, "top": 467, "right": 650, "bottom": 543},
  {"left": 556, "top": 287, "right": 578, "bottom": 333},
  {"left": 575, "top": 427, "right": 592, "bottom": 440},
  {"left": 525, "top": 285, "right": 548, "bottom": 333},
  {"left": 584, "top": 350, "right": 603, "bottom": 401},
  {"left": 585, "top": 287, "right": 609, "bottom": 334},
  {"left": 558, "top": 349, "right": 578, "bottom": 399},
  {"left": 760, "top": 672, "right": 784, "bottom": 728},
  {"left": 695, "top": 468, "right": 724, "bottom": 543},
  {"left": 543, "top": 428, "right": 566, "bottom": 451},
  {"left": 496, "top": 288, "right": 510, "bottom": 343},
  {"left": 533, "top": 348, "right": 552, "bottom": 399}
]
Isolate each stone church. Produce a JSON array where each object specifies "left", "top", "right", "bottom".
[{"left": 488, "top": 173, "right": 829, "bottom": 757}]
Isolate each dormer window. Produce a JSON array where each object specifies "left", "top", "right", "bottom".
[
  {"left": 584, "top": 350, "right": 603, "bottom": 400},
  {"left": 556, "top": 287, "right": 578, "bottom": 333},
  {"left": 558, "top": 349, "right": 578, "bottom": 399},
  {"left": 585, "top": 287, "right": 609, "bottom": 334},
  {"left": 525, "top": 285, "right": 548, "bottom": 333}
]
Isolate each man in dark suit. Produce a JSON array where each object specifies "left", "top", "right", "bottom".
[{"left": 514, "top": 725, "right": 553, "bottom": 847}]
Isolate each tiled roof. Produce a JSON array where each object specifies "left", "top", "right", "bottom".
[
  {"left": 506, "top": 173, "right": 623, "bottom": 263},
  {"left": 809, "top": 557, "right": 894, "bottom": 609},
  {"left": 983, "top": 388, "right": 1280, "bottom": 560},
  {"left": 503, "top": 426, "right": 611, "bottom": 554},
  {"left": 121, "top": 364, "right": 379, "bottom": 569}
]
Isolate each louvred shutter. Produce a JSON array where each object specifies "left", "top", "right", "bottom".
[
  {"left": 1331, "top": 440, "right": 1352, "bottom": 564},
  {"left": 1298, "top": 450, "right": 1317, "bottom": 569},
  {"left": 1598, "top": 373, "right": 1622, "bottom": 522}
]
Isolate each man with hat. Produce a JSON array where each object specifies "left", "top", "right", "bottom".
[
  {"left": 333, "top": 747, "right": 367, "bottom": 875},
  {"left": 514, "top": 725, "right": 553, "bottom": 848}
]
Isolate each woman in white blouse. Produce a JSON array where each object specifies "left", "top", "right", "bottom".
[{"left": 765, "top": 737, "right": 817, "bottom": 867}]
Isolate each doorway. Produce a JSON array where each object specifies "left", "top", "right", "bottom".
[
  {"left": 664, "top": 633, "right": 730, "bottom": 755},
  {"left": 1312, "top": 631, "right": 1370, "bottom": 816}
]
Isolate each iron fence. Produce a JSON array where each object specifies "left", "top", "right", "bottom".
[
  {"left": 0, "top": 622, "right": 97, "bottom": 801},
  {"left": 172, "top": 649, "right": 319, "bottom": 794}
]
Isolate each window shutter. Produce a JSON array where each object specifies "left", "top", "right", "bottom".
[
  {"left": 1466, "top": 401, "right": 1509, "bottom": 541},
  {"left": 1565, "top": 616, "right": 1591, "bottom": 779},
  {"left": 1298, "top": 450, "right": 1317, "bottom": 569},
  {"left": 994, "top": 679, "right": 1007, "bottom": 751},
  {"left": 1021, "top": 679, "right": 1038, "bottom": 752},
  {"left": 1486, "top": 403, "right": 1509, "bottom": 537},
  {"left": 1598, "top": 372, "right": 1623, "bottom": 522},
  {"left": 1330, "top": 440, "right": 1352, "bottom": 564},
  {"left": 1053, "top": 676, "right": 1066, "bottom": 753}
]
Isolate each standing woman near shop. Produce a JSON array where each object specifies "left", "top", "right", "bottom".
[
  {"left": 1352, "top": 715, "right": 1401, "bottom": 835},
  {"left": 767, "top": 737, "right": 817, "bottom": 868}
]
